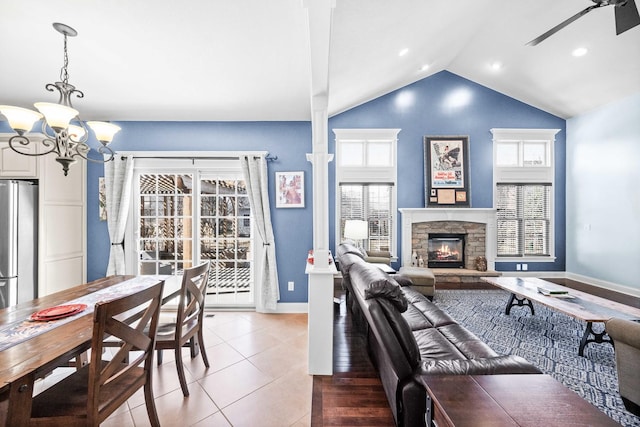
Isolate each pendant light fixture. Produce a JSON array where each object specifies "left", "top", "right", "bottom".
[{"left": 0, "top": 23, "right": 120, "bottom": 176}]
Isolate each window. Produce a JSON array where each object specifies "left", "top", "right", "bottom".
[
  {"left": 492, "top": 129, "right": 559, "bottom": 261},
  {"left": 339, "top": 184, "right": 392, "bottom": 252},
  {"left": 334, "top": 129, "right": 399, "bottom": 256},
  {"left": 127, "top": 156, "right": 258, "bottom": 308},
  {"left": 496, "top": 183, "right": 551, "bottom": 256}
]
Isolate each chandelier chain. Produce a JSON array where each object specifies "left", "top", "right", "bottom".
[{"left": 60, "top": 33, "right": 70, "bottom": 85}]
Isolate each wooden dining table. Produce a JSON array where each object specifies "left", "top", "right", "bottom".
[{"left": 0, "top": 274, "right": 178, "bottom": 427}]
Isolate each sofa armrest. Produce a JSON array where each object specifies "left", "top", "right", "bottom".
[
  {"left": 365, "top": 250, "right": 391, "bottom": 265},
  {"left": 416, "top": 355, "right": 541, "bottom": 377},
  {"left": 607, "top": 318, "right": 640, "bottom": 348}
]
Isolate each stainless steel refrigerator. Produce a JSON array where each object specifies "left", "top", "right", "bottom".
[{"left": 0, "top": 180, "right": 38, "bottom": 309}]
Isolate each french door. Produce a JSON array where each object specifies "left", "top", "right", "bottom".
[{"left": 129, "top": 163, "right": 255, "bottom": 308}]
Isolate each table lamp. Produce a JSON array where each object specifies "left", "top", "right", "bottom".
[{"left": 344, "top": 219, "right": 368, "bottom": 249}]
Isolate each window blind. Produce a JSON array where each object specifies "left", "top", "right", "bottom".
[
  {"left": 496, "top": 183, "right": 551, "bottom": 257},
  {"left": 339, "top": 184, "right": 392, "bottom": 252}
]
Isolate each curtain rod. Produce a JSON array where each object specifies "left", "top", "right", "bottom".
[{"left": 120, "top": 154, "right": 278, "bottom": 162}]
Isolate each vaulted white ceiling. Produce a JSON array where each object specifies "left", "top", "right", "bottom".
[{"left": 1, "top": 0, "right": 638, "bottom": 122}]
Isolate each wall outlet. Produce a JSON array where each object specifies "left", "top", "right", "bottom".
[
  {"left": 522, "top": 264, "right": 528, "bottom": 271},
  {"left": 288, "top": 281, "right": 294, "bottom": 291},
  {"left": 516, "top": 264, "right": 521, "bottom": 271}
]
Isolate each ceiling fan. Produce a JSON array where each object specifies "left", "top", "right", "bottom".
[{"left": 527, "top": 0, "right": 640, "bottom": 46}]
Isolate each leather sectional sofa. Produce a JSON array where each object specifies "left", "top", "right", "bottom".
[{"left": 336, "top": 242, "right": 540, "bottom": 427}]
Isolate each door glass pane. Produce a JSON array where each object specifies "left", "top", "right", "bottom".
[
  {"left": 198, "top": 177, "right": 253, "bottom": 306},
  {"left": 137, "top": 173, "right": 193, "bottom": 276}
]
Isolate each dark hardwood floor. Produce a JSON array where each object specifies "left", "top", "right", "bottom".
[
  {"left": 311, "top": 290, "right": 394, "bottom": 426},
  {"left": 311, "top": 278, "right": 640, "bottom": 426}
]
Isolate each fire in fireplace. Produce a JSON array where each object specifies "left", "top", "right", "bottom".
[{"left": 427, "top": 233, "right": 465, "bottom": 268}]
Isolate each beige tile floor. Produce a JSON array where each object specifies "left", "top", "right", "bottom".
[{"left": 34, "top": 311, "right": 312, "bottom": 427}]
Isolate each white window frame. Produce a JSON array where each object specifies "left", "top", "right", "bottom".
[
  {"left": 333, "top": 129, "right": 400, "bottom": 259},
  {"left": 491, "top": 129, "right": 559, "bottom": 262}
]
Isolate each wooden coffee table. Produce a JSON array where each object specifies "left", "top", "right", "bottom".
[
  {"left": 422, "top": 374, "right": 620, "bottom": 427},
  {"left": 481, "top": 276, "right": 640, "bottom": 356}
]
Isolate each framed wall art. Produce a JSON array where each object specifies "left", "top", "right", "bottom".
[
  {"left": 98, "top": 176, "right": 107, "bottom": 221},
  {"left": 424, "top": 136, "right": 470, "bottom": 207},
  {"left": 276, "top": 171, "right": 305, "bottom": 208}
]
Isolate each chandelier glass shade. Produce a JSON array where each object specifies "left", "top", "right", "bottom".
[{"left": 0, "top": 23, "right": 120, "bottom": 176}]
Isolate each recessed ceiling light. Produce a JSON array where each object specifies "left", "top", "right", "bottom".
[
  {"left": 398, "top": 48, "right": 409, "bottom": 57},
  {"left": 490, "top": 61, "right": 502, "bottom": 71},
  {"left": 420, "top": 64, "right": 430, "bottom": 72},
  {"left": 572, "top": 47, "right": 588, "bottom": 57}
]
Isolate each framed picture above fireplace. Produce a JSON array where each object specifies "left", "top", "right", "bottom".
[{"left": 424, "top": 135, "right": 470, "bottom": 207}]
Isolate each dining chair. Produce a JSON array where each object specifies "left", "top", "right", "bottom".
[
  {"left": 29, "top": 280, "right": 165, "bottom": 427},
  {"left": 155, "top": 262, "right": 211, "bottom": 397}
]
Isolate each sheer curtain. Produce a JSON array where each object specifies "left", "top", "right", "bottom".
[
  {"left": 104, "top": 155, "right": 134, "bottom": 276},
  {"left": 240, "top": 155, "right": 280, "bottom": 311}
]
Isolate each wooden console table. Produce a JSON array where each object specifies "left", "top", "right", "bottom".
[
  {"left": 481, "top": 276, "right": 640, "bottom": 356},
  {"left": 423, "top": 374, "right": 619, "bottom": 427}
]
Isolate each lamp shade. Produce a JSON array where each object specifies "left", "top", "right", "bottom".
[
  {"left": 34, "top": 102, "right": 78, "bottom": 130},
  {"left": 87, "top": 121, "right": 121, "bottom": 143},
  {"left": 344, "top": 220, "right": 368, "bottom": 240},
  {"left": 0, "top": 105, "right": 43, "bottom": 134}
]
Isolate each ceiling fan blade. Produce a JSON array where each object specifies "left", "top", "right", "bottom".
[
  {"left": 615, "top": 0, "right": 640, "bottom": 34},
  {"left": 527, "top": 4, "right": 601, "bottom": 46}
]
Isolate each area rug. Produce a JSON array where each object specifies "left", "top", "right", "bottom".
[{"left": 433, "top": 289, "right": 640, "bottom": 427}]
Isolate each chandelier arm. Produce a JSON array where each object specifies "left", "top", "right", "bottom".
[
  {"left": 71, "top": 142, "right": 116, "bottom": 163},
  {"left": 76, "top": 118, "right": 90, "bottom": 144},
  {"left": 7, "top": 135, "right": 59, "bottom": 157},
  {"left": 45, "top": 82, "right": 85, "bottom": 109}
]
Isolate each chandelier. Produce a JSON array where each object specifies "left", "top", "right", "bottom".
[{"left": 0, "top": 23, "right": 120, "bottom": 176}]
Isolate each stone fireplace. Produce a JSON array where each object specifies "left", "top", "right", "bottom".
[{"left": 399, "top": 208, "right": 497, "bottom": 271}]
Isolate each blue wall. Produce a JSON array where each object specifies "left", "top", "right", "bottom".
[
  {"left": 6, "top": 70, "right": 569, "bottom": 305},
  {"left": 566, "top": 92, "right": 640, "bottom": 292},
  {"left": 86, "top": 121, "right": 313, "bottom": 303},
  {"left": 328, "top": 71, "right": 567, "bottom": 272}
]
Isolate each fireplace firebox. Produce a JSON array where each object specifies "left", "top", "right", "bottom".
[{"left": 427, "top": 233, "right": 465, "bottom": 268}]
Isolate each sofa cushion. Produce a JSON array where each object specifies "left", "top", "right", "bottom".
[
  {"left": 393, "top": 274, "right": 414, "bottom": 287},
  {"left": 351, "top": 263, "right": 408, "bottom": 312},
  {"left": 336, "top": 241, "right": 366, "bottom": 259},
  {"left": 413, "top": 328, "right": 467, "bottom": 360},
  {"left": 436, "top": 324, "right": 498, "bottom": 359},
  {"left": 377, "top": 299, "right": 422, "bottom": 368},
  {"left": 400, "top": 288, "right": 457, "bottom": 330},
  {"left": 338, "top": 252, "right": 366, "bottom": 275}
]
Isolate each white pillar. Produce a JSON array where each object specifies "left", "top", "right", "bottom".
[{"left": 302, "top": 0, "right": 336, "bottom": 376}]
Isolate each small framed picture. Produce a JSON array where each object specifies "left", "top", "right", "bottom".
[
  {"left": 276, "top": 171, "right": 305, "bottom": 208},
  {"left": 437, "top": 189, "right": 456, "bottom": 204}
]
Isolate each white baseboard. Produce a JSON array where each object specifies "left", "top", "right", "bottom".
[
  {"left": 565, "top": 272, "right": 640, "bottom": 298},
  {"left": 257, "top": 303, "right": 309, "bottom": 314},
  {"left": 499, "top": 271, "right": 565, "bottom": 278}
]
